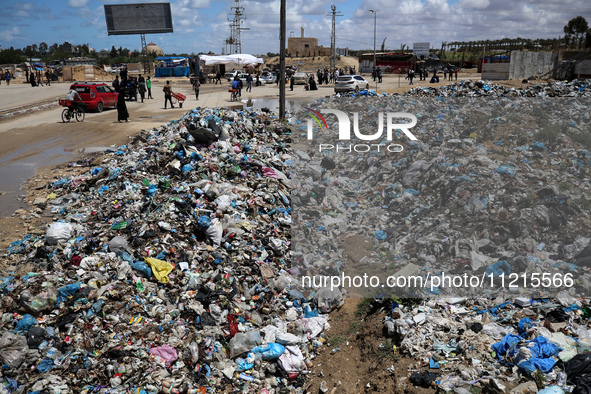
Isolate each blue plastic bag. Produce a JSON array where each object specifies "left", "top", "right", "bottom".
[
  {"left": 14, "top": 314, "right": 37, "bottom": 334},
  {"left": 56, "top": 282, "right": 82, "bottom": 306},
  {"left": 249, "top": 343, "right": 285, "bottom": 360},
  {"left": 130, "top": 261, "right": 152, "bottom": 279},
  {"left": 485, "top": 260, "right": 511, "bottom": 279}
]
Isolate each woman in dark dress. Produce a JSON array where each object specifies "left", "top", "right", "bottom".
[{"left": 116, "top": 91, "right": 129, "bottom": 122}]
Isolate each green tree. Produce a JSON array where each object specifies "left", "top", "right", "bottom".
[
  {"left": 0, "top": 49, "right": 26, "bottom": 64},
  {"left": 564, "top": 16, "right": 589, "bottom": 49},
  {"left": 24, "top": 45, "right": 34, "bottom": 60},
  {"left": 39, "top": 42, "right": 48, "bottom": 55},
  {"left": 110, "top": 46, "right": 117, "bottom": 58}
]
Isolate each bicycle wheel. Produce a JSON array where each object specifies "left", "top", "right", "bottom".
[
  {"left": 75, "top": 108, "right": 85, "bottom": 122},
  {"left": 62, "top": 108, "right": 71, "bottom": 122}
]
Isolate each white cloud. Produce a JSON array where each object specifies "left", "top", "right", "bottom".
[
  {"left": 68, "top": 0, "right": 90, "bottom": 8},
  {"left": 189, "top": 0, "right": 210, "bottom": 8},
  {"left": 0, "top": 26, "right": 20, "bottom": 42}
]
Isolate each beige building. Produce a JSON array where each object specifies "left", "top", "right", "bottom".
[
  {"left": 142, "top": 42, "right": 164, "bottom": 57},
  {"left": 287, "top": 28, "right": 330, "bottom": 57}
]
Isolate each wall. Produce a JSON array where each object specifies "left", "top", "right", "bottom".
[
  {"left": 481, "top": 63, "right": 510, "bottom": 80},
  {"left": 509, "top": 51, "right": 555, "bottom": 80}
]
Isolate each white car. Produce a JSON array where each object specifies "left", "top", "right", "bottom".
[
  {"left": 224, "top": 70, "right": 241, "bottom": 81},
  {"left": 334, "top": 74, "right": 370, "bottom": 93},
  {"left": 260, "top": 72, "right": 276, "bottom": 84}
]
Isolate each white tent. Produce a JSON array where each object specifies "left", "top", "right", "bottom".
[{"left": 200, "top": 54, "right": 264, "bottom": 66}]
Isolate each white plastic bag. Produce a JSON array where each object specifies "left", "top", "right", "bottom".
[{"left": 46, "top": 222, "right": 73, "bottom": 245}]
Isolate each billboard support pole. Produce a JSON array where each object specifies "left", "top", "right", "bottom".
[{"left": 140, "top": 34, "right": 151, "bottom": 76}]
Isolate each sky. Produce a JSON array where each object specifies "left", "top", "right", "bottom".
[{"left": 1, "top": 0, "right": 590, "bottom": 56}]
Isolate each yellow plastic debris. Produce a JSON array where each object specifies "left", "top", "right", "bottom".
[{"left": 144, "top": 257, "right": 173, "bottom": 284}]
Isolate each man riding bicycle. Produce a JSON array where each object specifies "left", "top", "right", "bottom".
[{"left": 66, "top": 88, "right": 86, "bottom": 112}]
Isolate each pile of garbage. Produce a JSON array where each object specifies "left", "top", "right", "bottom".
[
  {"left": 405, "top": 79, "right": 591, "bottom": 98},
  {"left": 291, "top": 94, "right": 591, "bottom": 391},
  {"left": 0, "top": 107, "right": 337, "bottom": 393}
]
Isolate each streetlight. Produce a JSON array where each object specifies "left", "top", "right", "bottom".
[{"left": 369, "top": 9, "right": 378, "bottom": 91}]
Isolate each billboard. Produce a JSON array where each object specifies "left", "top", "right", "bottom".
[
  {"left": 413, "top": 42, "right": 430, "bottom": 59},
  {"left": 104, "top": 3, "right": 173, "bottom": 35}
]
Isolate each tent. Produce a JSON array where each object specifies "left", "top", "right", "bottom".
[
  {"left": 200, "top": 54, "right": 263, "bottom": 66},
  {"left": 155, "top": 56, "right": 191, "bottom": 77}
]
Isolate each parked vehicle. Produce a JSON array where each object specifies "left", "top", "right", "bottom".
[
  {"left": 260, "top": 72, "right": 276, "bottom": 84},
  {"left": 69, "top": 82, "right": 118, "bottom": 112},
  {"left": 292, "top": 72, "right": 309, "bottom": 85},
  {"left": 334, "top": 74, "right": 370, "bottom": 93},
  {"left": 224, "top": 70, "right": 241, "bottom": 82}
]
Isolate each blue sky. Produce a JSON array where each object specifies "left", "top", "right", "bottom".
[{"left": 1, "top": 0, "right": 590, "bottom": 56}]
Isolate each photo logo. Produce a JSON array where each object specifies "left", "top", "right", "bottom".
[
  {"left": 305, "top": 108, "right": 328, "bottom": 133},
  {"left": 306, "top": 109, "right": 418, "bottom": 153}
]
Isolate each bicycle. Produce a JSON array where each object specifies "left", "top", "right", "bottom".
[
  {"left": 59, "top": 99, "right": 85, "bottom": 122},
  {"left": 228, "top": 89, "right": 238, "bottom": 102}
]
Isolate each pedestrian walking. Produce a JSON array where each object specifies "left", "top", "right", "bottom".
[
  {"left": 138, "top": 76, "right": 146, "bottom": 103},
  {"left": 117, "top": 90, "right": 129, "bottom": 122},
  {"left": 378, "top": 68, "right": 383, "bottom": 83},
  {"left": 146, "top": 77, "right": 153, "bottom": 99},
  {"left": 246, "top": 73, "right": 252, "bottom": 92},
  {"left": 193, "top": 78, "right": 200, "bottom": 100},
  {"left": 455, "top": 67, "right": 458, "bottom": 81},
  {"left": 45, "top": 69, "right": 51, "bottom": 86},
  {"left": 112, "top": 75, "right": 120, "bottom": 92},
  {"left": 4, "top": 71, "right": 10, "bottom": 86},
  {"left": 443, "top": 67, "right": 447, "bottom": 79},
  {"left": 289, "top": 75, "right": 294, "bottom": 91},
  {"left": 163, "top": 81, "right": 174, "bottom": 109},
  {"left": 409, "top": 69, "right": 414, "bottom": 85}
]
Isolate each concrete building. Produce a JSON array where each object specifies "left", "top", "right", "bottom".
[
  {"left": 143, "top": 42, "right": 164, "bottom": 57},
  {"left": 287, "top": 27, "right": 330, "bottom": 57}
]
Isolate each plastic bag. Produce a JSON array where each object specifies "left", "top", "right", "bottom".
[
  {"left": 150, "top": 345, "right": 178, "bottom": 368},
  {"left": 14, "top": 314, "right": 37, "bottom": 334},
  {"left": 20, "top": 286, "right": 57, "bottom": 314},
  {"left": 314, "top": 287, "right": 343, "bottom": 313},
  {"left": 108, "top": 236, "right": 129, "bottom": 254},
  {"left": 129, "top": 261, "right": 152, "bottom": 279},
  {"left": 276, "top": 332, "right": 301, "bottom": 346},
  {"left": 46, "top": 222, "right": 73, "bottom": 245},
  {"left": 278, "top": 345, "right": 305, "bottom": 374},
  {"left": 56, "top": 282, "right": 81, "bottom": 306},
  {"left": 206, "top": 218, "right": 223, "bottom": 247},
  {"left": 229, "top": 331, "right": 261, "bottom": 358},
  {"left": 0, "top": 331, "right": 28, "bottom": 368},
  {"left": 144, "top": 257, "right": 173, "bottom": 284},
  {"left": 249, "top": 343, "right": 285, "bottom": 360},
  {"left": 485, "top": 260, "right": 511, "bottom": 279}
]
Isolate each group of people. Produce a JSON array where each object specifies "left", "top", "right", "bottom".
[
  {"left": 24, "top": 68, "right": 53, "bottom": 87},
  {"left": 372, "top": 68, "right": 383, "bottom": 83},
  {"left": 112, "top": 69, "right": 155, "bottom": 122}
]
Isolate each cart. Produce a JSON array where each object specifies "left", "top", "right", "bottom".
[
  {"left": 171, "top": 92, "right": 186, "bottom": 108},
  {"left": 58, "top": 99, "right": 85, "bottom": 122}
]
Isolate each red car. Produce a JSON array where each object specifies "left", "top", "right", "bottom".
[{"left": 69, "top": 82, "right": 118, "bottom": 112}]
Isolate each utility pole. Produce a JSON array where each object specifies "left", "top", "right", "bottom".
[
  {"left": 227, "top": 0, "right": 249, "bottom": 54},
  {"left": 279, "top": 0, "right": 286, "bottom": 121},
  {"left": 329, "top": 5, "right": 342, "bottom": 78},
  {"left": 369, "top": 9, "right": 378, "bottom": 91}
]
